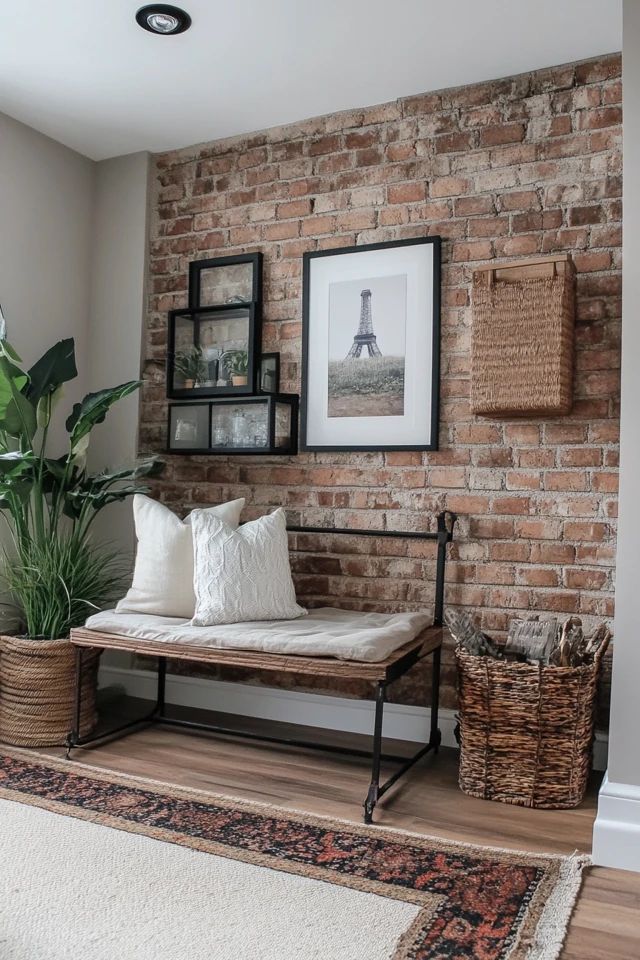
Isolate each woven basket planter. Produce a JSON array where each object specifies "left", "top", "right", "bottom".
[
  {"left": 471, "top": 255, "right": 575, "bottom": 417},
  {"left": 456, "top": 638, "right": 609, "bottom": 809},
  {"left": 0, "top": 635, "right": 99, "bottom": 747}
]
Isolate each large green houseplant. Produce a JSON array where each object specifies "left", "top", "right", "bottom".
[{"left": 0, "top": 334, "right": 158, "bottom": 746}]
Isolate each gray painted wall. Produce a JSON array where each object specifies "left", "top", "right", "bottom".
[
  {"left": 0, "top": 113, "right": 150, "bottom": 631},
  {"left": 0, "top": 112, "right": 94, "bottom": 444},
  {"left": 87, "top": 151, "right": 150, "bottom": 557}
]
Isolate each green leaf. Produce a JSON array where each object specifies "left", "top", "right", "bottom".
[
  {"left": 43, "top": 457, "right": 67, "bottom": 480},
  {"left": 88, "top": 458, "right": 164, "bottom": 489},
  {"left": 66, "top": 381, "right": 142, "bottom": 450},
  {"left": 0, "top": 451, "right": 35, "bottom": 475},
  {"left": 0, "top": 340, "right": 23, "bottom": 364},
  {"left": 27, "top": 338, "right": 77, "bottom": 403},
  {"left": 0, "top": 357, "right": 36, "bottom": 441}
]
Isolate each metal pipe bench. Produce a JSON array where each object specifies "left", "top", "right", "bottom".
[{"left": 67, "top": 509, "right": 457, "bottom": 824}]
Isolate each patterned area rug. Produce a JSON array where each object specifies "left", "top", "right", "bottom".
[{"left": 0, "top": 749, "right": 587, "bottom": 960}]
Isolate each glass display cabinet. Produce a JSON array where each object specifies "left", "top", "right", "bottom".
[
  {"left": 168, "top": 394, "right": 299, "bottom": 455},
  {"left": 167, "top": 304, "right": 260, "bottom": 399}
]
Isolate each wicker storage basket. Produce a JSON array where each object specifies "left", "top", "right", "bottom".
[
  {"left": 0, "top": 635, "right": 99, "bottom": 747},
  {"left": 456, "top": 636, "right": 609, "bottom": 808},
  {"left": 471, "top": 255, "right": 575, "bottom": 417}
]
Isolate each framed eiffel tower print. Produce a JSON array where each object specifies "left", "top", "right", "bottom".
[{"left": 301, "top": 236, "right": 441, "bottom": 452}]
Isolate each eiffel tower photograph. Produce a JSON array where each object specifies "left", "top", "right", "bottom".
[{"left": 327, "top": 274, "right": 406, "bottom": 418}]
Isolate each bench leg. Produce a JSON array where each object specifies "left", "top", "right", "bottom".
[
  {"left": 156, "top": 656, "right": 167, "bottom": 718},
  {"left": 65, "top": 646, "right": 83, "bottom": 758},
  {"left": 429, "top": 645, "right": 442, "bottom": 752},
  {"left": 364, "top": 681, "right": 386, "bottom": 825}
]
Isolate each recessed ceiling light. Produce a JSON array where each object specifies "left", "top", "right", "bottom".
[{"left": 136, "top": 4, "right": 191, "bottom": 35}]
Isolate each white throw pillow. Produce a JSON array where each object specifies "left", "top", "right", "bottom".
[
  {"left": 116, "top": 495, "right": 245, "bottom": 618},
  {"left": 191, "top": 508, "right": 307, "bottom": 626}
]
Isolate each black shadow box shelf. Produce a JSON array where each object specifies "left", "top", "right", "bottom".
[
  {"left": 167, "top": 303, "right": 261, "bottom": 399},
  {"left": 167, "top": 394, "right": 299, "bottom": 456}
]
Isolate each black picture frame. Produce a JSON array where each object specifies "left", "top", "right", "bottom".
[
  {"left": 166, "top": 394, "right": 299, "bottom": 456},
  {"left": 259, "top": 352, "right": 281, "bottom": 394},
  {"left": 301, "top": 236, "right": 441, "bottom": 452},
  {"left": 167, "top": 303, "right": 261, "bottom": 399},
  {"left": 189, "top": 252, "right": 263, "bottom": 309}
]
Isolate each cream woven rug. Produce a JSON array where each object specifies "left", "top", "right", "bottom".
[
  {"left": 0, "top": 749, "right": 587, "bottom": 960},
  {"left": 0, "top": 798, "right": 418, "bottom": 960}
]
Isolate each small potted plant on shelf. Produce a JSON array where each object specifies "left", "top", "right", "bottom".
[
  {"left": 0, "top": 333, "right": 160, "bottom": 746},
  {"left": 228, "top": 350, "right": 249, "bottom": 387},
  {"left": 174, "top": 346, "right": 205, "bottom": 389}
]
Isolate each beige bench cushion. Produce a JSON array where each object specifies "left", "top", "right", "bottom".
[{"left": 84, "top": 607, "right": 431, "bottom": 664}]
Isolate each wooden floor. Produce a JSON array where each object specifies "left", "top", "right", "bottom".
[{"left": 42, "top": 698, "right": 640, "bottom": 960}]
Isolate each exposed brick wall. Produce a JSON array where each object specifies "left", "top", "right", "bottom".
[{"left": 141, "top": 54, "right": 621, "bottom": 710}]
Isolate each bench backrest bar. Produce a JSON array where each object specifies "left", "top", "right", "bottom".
[
  {"left": 286, "top": 510, "right": 458, "bottom": 627},
  {"left": 286, "top": 509, "right": 457, "bottom": 542}
]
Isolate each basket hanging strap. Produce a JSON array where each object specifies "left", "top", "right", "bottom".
[{"left": 486, "top": 259, "right": 559, "bottom": 286}]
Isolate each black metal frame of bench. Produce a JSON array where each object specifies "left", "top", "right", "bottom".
[{"left": 67, "top": 509, "right": 457, "bottom": 824}]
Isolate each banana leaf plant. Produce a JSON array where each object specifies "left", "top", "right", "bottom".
[{"left": 0, "top": 335, "right": 161, "bottom": 640}]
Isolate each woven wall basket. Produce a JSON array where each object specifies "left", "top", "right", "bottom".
[
  {"left": 471, "top": 255, "right": 576, "bottom": 417},
  {"left": 455, "top": 636, "right": 609, "bottom": 809},
  {"left": 0, "top": 635, "right": 99, "bottom": 747}
]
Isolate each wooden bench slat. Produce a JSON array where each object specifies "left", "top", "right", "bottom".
[{"left": 70, "top": 625, "right": 442, "bottom": 682}]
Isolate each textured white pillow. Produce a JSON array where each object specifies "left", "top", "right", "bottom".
[
  {"left": 116, "top": 495, "right": 245, "bottom": 618},
  {"left": 191, "top": 508, "right": 307, "bottom": 626}
]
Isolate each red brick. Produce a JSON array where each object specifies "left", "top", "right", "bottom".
[
  {"left": 564, "top": 521, "right": 609, "bottom": 542},
  {"left": 564, "top": 568, "right": 608, "bottom": 590},
  {"left": 530, "top": 543, "right": 575, "bottom": 564},
  {"left": 559, "top": 448, "right": 602, "bottom": 467},
  {"left": 467, "top": 217, "right": 510, "bottom": 237},
  {"left": 454, "top": 196, "right": 495, "bottom": 217},
  {"left": 515, "top": 519, "right": 562, "bottom": 540},
  {"left": 345, "top": 129, "right": 380, "bottom": 149},
  {"left": 495, "top": 235, "right": 541, "bottom": 257},
  {"left": 430, "top": 176, "right": 472, "bottom": 198},
  {"left": 301, "top": 215, "right": 335, "bottom": 236},
  {"left": 544, "top": 471, "right": 589, "bottom": 492},
  {"left": 499, "top": 190, "right": 540, "bottom": 212},
  {"left": 388, "top": 182, "right": 426, "bottom": 204},
  {"left": 308, "top": 134, "right": 342, "bottom": 156},
  {"left": 435, "top": 132, "right": 474, "bottom": 153},
  {"left": 334, "top": 209, "right": 377, "bottom": 231},
  {"left": 479, "top": 123, "right": 526, "bottom": 146},
  {"left": 591, "top": 472, "right": 619, "bottom": 493},
  {"left": 452, "top": 240, "right": 493, "bottom": 262},
  {"left": 386, "top": 142, "right": 416, "bottom": 162},
  {"left": 569, "top": 204, "right": 605, "bottom": 226},
  {"left": 517, "top": 567, "right": 560, "bottom": 588},
  {"left": 263, "top": 220, "right": 299, "bottom": 243},
  {"left": 276, "top": 199, "right": 313, "bottom": 219},
  {"left": 576, "top": 106, "right": 622, "bottom": 130},
  {"left": 490, "top": 542, "right": 530, "bottom": 562}
]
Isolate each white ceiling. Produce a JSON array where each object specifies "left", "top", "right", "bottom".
[{"left": 0, "top": 0, "right": 622, "bottom": 161}]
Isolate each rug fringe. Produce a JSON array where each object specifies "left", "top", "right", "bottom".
[{"left": 511, "top": 853, "right": 589, "bottom": 960}]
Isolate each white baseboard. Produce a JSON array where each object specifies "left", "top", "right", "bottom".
[
  {"left": 99, "top": 664, "right": 460, "bottom": 747},
  {"left": 592, "top": 773, "right": 640, "bottom": 871},
  {"left": 99, "top": 664, "right": 609, "bottom": 770}
]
